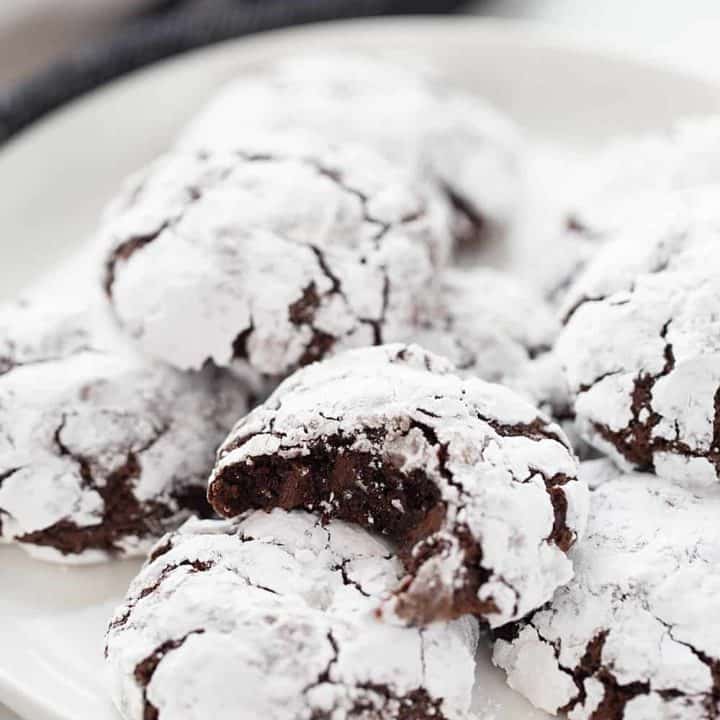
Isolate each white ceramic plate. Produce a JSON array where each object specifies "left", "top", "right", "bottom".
[{"left": 2, "top": 16, "right": 720, "bottom": 720}]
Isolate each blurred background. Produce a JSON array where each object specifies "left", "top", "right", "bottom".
[{"left": 2, "top": 0, "right": 720, "bottom": 144}]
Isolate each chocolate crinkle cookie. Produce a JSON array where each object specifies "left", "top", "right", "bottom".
[
  {"left": 540, "top": 116, "right": 720, "bottom": 304},
  {"left": 0, "top": 295, "right": 91, "bottom": 371},
  {"left": 105, "top": 509, "right": 480, "bottom": 720},
  {"left": 208, "top": 344, "right": 588, "bottom": 627},
  {"left": 506, "top": 352, "right": 600, "bottom": 462},
  {"left": 493, "top": 463, "right": 720, "bottom": 720},
  {"left": 0, "top": 292, "right": 248, "bottom": 563},
  {"left": 101, "top": 137, "right": 453, "bottom": 379},
  {"left": 178, "top": 52, "right": 525, "bottom": 252},
  {"left": 411, "top": 267, "right": 560, "bottom": 383},
  {"left": 557, "top": 187, "right": 720, "bottom": 487}
]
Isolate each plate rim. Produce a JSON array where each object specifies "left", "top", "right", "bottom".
[{"left": 2, "top": 14, "right": 720, "bottom": 158}]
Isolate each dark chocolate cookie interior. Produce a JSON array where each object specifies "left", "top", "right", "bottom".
[{"left": 209, "top": 429, "right": 499, "bottom": 623}]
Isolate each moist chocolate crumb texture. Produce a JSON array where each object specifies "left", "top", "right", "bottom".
[
  {"left": 412, "top": 266, "right": 560, "bottom": 384},
  {"left": 0, "top": 292, "right": 248, "bottom": 563},
  {"left": 208, "top": 344, "right": 589, "bottom": 627},
  {"left": 100, "top": 137, "right": 454, "bottom": 380},
  {"left": 542, "top": 116, "right": 720, "bottom": 304},
  {"left": 493, "top": 463, "right": 720, "bottom": 720},
  {"left": 178, "top": 52, "right": 525, "bottom": 252},
  {"left": 557, "top": 187, "right": 720, "bottom": 487},
  {"left": 105, "top": 509, "right": 480, "bottom": 720}
]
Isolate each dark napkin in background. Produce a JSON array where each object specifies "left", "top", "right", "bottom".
[{"left": 0, "top": 0, "right": 468, "bottom": 145}]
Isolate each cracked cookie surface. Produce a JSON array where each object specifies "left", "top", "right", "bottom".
[
  {"left": 541, "top": 118, "right": 720, "bottom": 304},
  {"left": 556, "top": 187, "right": 720, "bottom": 486},
  {"left": 411, "top": 267, "right": 560, "bottom": 383},
  {"left": 208, "top": 343, "right": 588, "bottom": 627},
  {"left": 101, "top": 138, "right": 453, "bottom": 378},
  {"left": 0, "top": 292, "right": 248, "bottom": 563},
  {"left": 506, "top": 352, "right": 600, "bottom": 462},
  {"left": 493, "top": 465, "right": 720, "bottom": 720},
  {"left": 0, "top": 295, "right": 91, "bottom": 373},
  {"left": 105, "top": 509, "right": 480, "bottom": 720},
  {"left": 178, "top": 52, "right": 524, "bottom": 252}
]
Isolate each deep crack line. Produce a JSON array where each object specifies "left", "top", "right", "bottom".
[
  {"left": 0, "top": 467, "right": 21, "bottom": 535},
  {"left": 104, "top": 161, "right": 235, "bottom": 297},
  {"left": 475, "top": 412, "right": 565, "bottom": 446},
  {"left": 107, "top": 559, "right": 215, "bottom": 635},
  {"left": 0, "top": 466, "right": 21, "bottom": 484},
  {"left": 334, "top": 559, "right": 371, "bottom": 598},
  {"left": 22, "top": 413, "right": 175, "bottom": 556},
  {"left": 590, "top": 321, "right": 677, "bottom": 470},
  {"left": 654, "top": 614, "right": 720, "bottom": 696},
  {"left": 311, "top": 162, "right": 390, "bottom": 239},
  {"left": 53, "top": 412, "right": 93, "bottom": 487},
  {"left": 303, "top": 630, "right": 340, "bottom": 695},
  {"left": 133, "top": 629, "right": 205, "bottom": 720},
  {"left": 562, "top": 294, "right": 607, "bottom": 325}
]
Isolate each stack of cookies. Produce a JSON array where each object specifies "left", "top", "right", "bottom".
[{"left": 1, "top": 53, "right": 719, "bottom": 720}]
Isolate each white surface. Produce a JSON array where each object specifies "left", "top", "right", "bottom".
[
  {"left": 0, "top": 548, "right": 139, "bottom": 720},
  {"left": 474, "top": 0, "right": 720, "bottom": 80},
  {"left": 1, "top": 15, "right": 720, "bottom": 720}
]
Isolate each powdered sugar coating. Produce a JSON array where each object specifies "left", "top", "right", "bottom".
[
  {"left": 101, "top": 139, "right": 453, "bottom": 377},
  {"left": 542, "top": 117, "right": 720, "bottom": 303},
  {"left": 106, "top": 509, "right": 480, "bottom": 720},
  {"left": 209, "top": 344, "right": 587, "bottom": 627},
  {"left": 560, "top": 185, "right": 720, "bottom": 320},
  {"left": 0, "top": 296, "right": 91, "bottom": 371},
  {"left": 412, "top": 267, "right": 560, "bottom": 383},
  {"left": 0, "top": 292, "right": 248, "bottom": 563},
  {"left": 507, "top": 352, "right": 573, "bottom": 421},
  {"left": 505, "top": 352, "right": 599, "bottom": 462},
  {"left": 493, "top": 469, "right": 720, "bottom": 720},
  {"left": 179, "top": 52, "right": 525, "bottom": 249},
  {"left": 557, "top": 188, "right": 720, "bottom": 486}
]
